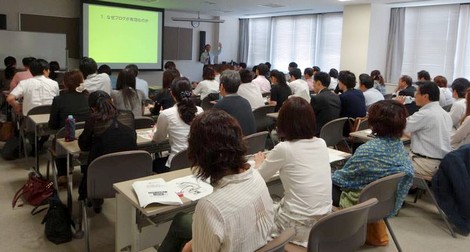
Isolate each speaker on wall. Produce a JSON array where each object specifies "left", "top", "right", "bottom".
[
  {"left": 0, "top": 14, "right": 6, "bottom": 30},
  {"left": 199, "top": 31, "right": 206, "bottom": 56}
]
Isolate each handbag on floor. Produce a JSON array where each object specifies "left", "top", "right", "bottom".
[
  {"left": 38, "top": 192, "right": 74, "bottom": 244},
  {"left": 366, "top": 220, "right": 389, "bottom": 246},
  {"left": 12, "top": 171, "right": 54, "bottom": 207}
]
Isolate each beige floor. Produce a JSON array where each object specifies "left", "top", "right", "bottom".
[{"left": 0, "top": 146, "right": 469, "bottom": 252}]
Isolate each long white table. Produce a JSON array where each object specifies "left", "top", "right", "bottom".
[{"left": 113, "top": 148, "right": 351, "bottom": 252}]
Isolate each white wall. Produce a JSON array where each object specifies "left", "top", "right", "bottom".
[
  {"left": 340, "top": 4, "right": 371, "bottom": 77},
  {"left": 366, "top": 4, "right": 391, "bottom": 76}
]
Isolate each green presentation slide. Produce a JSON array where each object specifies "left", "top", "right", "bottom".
[{"left": 88, "top": 5, "right": 159, "bottom": 63}]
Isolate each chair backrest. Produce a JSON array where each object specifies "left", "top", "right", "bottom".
[
  {"left": 87, "top": 150, "right": 153, "bottom": 199},
  {"left": 169, "top": 149, "right": 191, "bottom": 171},
  {"left": 358, "top": 172, "right": 406, "bottom": 222},
  {"left": 190, "top": 95, "right": 202, "bottom": 107},
  {"left": 201, "top": 93, "right": 219, "bottom": 111},
  {"left": 307, "top": 198, "right": 378, "bottom": 252},
  {"left": 244, "top": 131, "right": 268, "bottom": 155},
  {"left": 351, "top": 117, "right": 369, "bottom": 132},
  {"left": 256, "top": 228, "right": 295, "bottom": 252},
  {"left": 253, "top": 105, "right": 276, "bottom": 132},
  {"left": 384, "top": 94, "right": 393, "bottom": 100},
  {"left": 134, "top": 117, "right": 155, "bottom": 130},
  {"left": 319, "top": 117, "right": 349, "bottom": 147}
]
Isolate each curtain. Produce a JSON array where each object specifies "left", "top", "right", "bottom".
[
  {"left": 385, "top": 8, "right": 405, "bottom": 83},
  {"left": 238, "top": 18, "right": 250, "bottom": 64},
  {"left": 454, "top": 4, "right": 470, "bottom": 79}
]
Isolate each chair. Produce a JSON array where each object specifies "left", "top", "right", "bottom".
[
  {"left": 253, "top": 105, "right": 276, "bottom": 133},
  {"left": 285, "top": 198, "right": 378, "bottom": 252},
  {"left": 244, "top": 131, "right": 269, "bottom": 155},
  {"left": 81, "top": 150, "right": 153, "bottom": 252},
  {"left": 46, "top": 122, "right": 85, "bottom": 189},
  {"left": 442, "top": 104, "right": 453, "bottom": 112},
  {"left": 201, "top": 93, "right": 219, "bottom": 111},
  {"left": 384, "top": 93, "right": 393, "bottom": 100},
  {"left": 358, "top": 172, "right": 406, "bottom": 252},
  {"left": 256, "top": 228, "right": 295, "bottom": 252},
  {"left": 169, "top": 149, "right": 191, "bottom": 171},
  {"left": 412, "top": 174, "right": 456, "bottom": 237},
  {"left": 190, "top": 95, "right": 202, "bottom": 107},
  {"left": 19, "top": 104, "right": 52, "bottom": 159},
  {"left": 319, "top": 117, "right": 350, "bottom": 150},
  {"left": 134, "top": 117, "right": 155, "bottom": 130}
]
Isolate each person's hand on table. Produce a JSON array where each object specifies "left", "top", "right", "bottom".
[{"left": 254, "top": 151, "right": 266, "bottom": 168}]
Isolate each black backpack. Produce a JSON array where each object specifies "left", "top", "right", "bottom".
[{"left": 33, "top": 193, "right": 75, "bottom": 244}]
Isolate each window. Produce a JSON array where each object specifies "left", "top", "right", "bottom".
[{"left": 245, "top": 13, "right": 343, "bottom": 72}]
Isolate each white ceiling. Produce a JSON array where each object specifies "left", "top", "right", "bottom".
[{"left": 99, "top": 0, "right": 467, "bottom": 17}]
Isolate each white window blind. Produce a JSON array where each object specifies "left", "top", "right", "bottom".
[
  {"left": 246, "top": 13, "right": 342, "bottom": 72},
  {"left": 401, "top": 5, "right": 460, "bottom": 79}
]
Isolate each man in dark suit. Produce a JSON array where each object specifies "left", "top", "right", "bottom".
[
  {"left": 214, "top": 70, "right": 256, "bottom": 136},
  {"left": 310, "top": 72, "right": 341, "bottom": 136},
  {"left": 394, "top": 75, "right": 418, "bottom": 115}
]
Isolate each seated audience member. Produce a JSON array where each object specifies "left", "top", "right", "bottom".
[
  {"left": 9, "top": 57, "right": 35, "bottom": 91},
  {"left": 287, "top": 62, "right": 298, "bottom": 73},
  {"left": 48, "top": 70, "right": 90, "bottom": 182},
  {"left": 451, "top": 88, "right": 470, "bottom": 149},
  {"left": 79, "top": 57, "right": 112, "bottom": 94},
  {"left": 359, "top": 73, "right": 384, "bottom": 108},
  {"left": 239, "top": 62, "right": 247, "bottom": 70},
  {"left": 158, "top": 109, "right": 274, "bottom": 252},
  {"left": 332, "top": 100, "right": 413, "bottom": 214},
  {"left": 1, "top": 56, "right": 16, "bottom": 90},
  {"left": 152, "top": 77, "right": 203, "bottom": 173},
  {"left": 255, "top": 97, "right": 332, "bottom": 247},
  {"left": 164, "top": 61, "right": 176, "bottom": 71},
  {"left": 151, "top": 69, "right": 180, "bottom": 115},
  {"left": 400, "top": 82, "right": 452, "bottom": 176},
  {"left": 192, "top": 67, "right": 219, "bottom": 100},
  {"left": 312, "top": 66, "right": 321, "bottom": 76},
  {"left": 269, "top": 70, "right": 292, "bottom": 112},
  {"left": 417, "top": 70, "right": 431, "bottom": 83},
  {"left": 78, "top": 91, "right": 137, "bottom": 210},
  {"left": 304, "top": 68, "right": 314, "bottom": 91},
  {"left": 449, "top": 78, "right": 470, "bottom": 129},
  {"left": 7, "top": 59, "right": 59, "bottom": 116},
  {"left": 48, "top": 61, "right": 63, "bottom": 87},
  {"left": 338, "top": 70, "right": 366, "bottom": 118},
  {"left": 97, "top": 64, "right": 117, "bottom": 89},
  {"left": 394, "top": 75, "right": 419, "bottom": 116},
  {"left": 371, "top": 70, "right": 386, "bottom": 95},
  {"left": 111, "top": 68, "right": 145, "bottom": 118},
  {"left": 237, "top": 69, "right": 265, "bottom": 110},
  {"left": 214, "top": 70, "right": 256, "bottom": 136},
  {"left": 126, "top": 64, "right": 149, "bottom": 99},
  {"left": 329, "top": 68, "right": 339, "bottom": 91},
  {"left": 288, "top": 68, "right": 311, "bottom": 103},
  {"left": 311, "top": 72, "right": 341, "bottom": 136},
  {"left": 252, "top": 63, "right": 271, "bottom": 93},
  {"left": 434, "top": 75, "right": 453, "bottom": 107}
]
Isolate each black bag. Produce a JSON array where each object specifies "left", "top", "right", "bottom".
[
  {"left": 34, "top": 193, "right": 75, "bottom": 244},
  {"left": 2, "top": 135, "right": 19, "bottom": 160}
]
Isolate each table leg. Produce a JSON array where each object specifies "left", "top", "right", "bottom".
[
  {"left": 67, "top": 152, "right": 73, "bottom": 214},
  {"left": 35, "top": 125, "right": 39, "bottom": 172},
  {"left": 116, "top": 193, "right": 140, "bottom": 252}
]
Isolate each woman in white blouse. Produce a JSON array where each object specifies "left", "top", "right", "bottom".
[
  {"left": 192, "top": 66, "right": 219, "bottom": 100},
  {"left": 255, "top": 97, "right": 332, "bottom": 247},
  {"left": 158, "top": 109, "right": 274, "bottom": 252},
  {"left": 152, "top": 77, "right": 203, "bottom": 173},
  {"left": 451, "top": 88, "right": 470, "bottom": 149}
]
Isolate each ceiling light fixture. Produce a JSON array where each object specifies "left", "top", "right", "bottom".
[{"left": 171, "top": 12, "right": 225, "bottom": 28}]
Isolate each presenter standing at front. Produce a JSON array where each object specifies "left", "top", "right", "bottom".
[{"left": 200, "top": 42, "right": 222, "bottom": 65}]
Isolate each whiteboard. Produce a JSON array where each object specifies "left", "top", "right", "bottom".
[{"left": 0, "top": 30, "right": 67, "bottom": 69}]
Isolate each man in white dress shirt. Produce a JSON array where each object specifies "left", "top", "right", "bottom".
[
  {"left": 402, "top": 82, "right": 452, "bottom": 176},
  {"left": 200, "top": 42, "right": 222, "bottom": 65},
  {"left": 252, "top": 63, "right": 271, "bottom": 94},
  {"left": 79, "top": 57, "right": 112, "bottom": 94},
  {"left": 359, "top": 73, "right": 384, "bottom": 108},
  {"left": 288, "top": 68, "right": 311, "bottom": 103},
  {"left": 449, "top": 78, "right": 470, "bottom": 129},
  {"left": 126, "top": 64, "right": 149, "bottom": 99},
  {"left": 237, "top": 69, "right": 265, "bottom": 110}
]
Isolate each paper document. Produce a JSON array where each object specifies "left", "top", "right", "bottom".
[
  {"left": 137, "top": 129, "right": 154, "bottom": 141},
  {"left": 168, "top": 175, "right": 213, "bottom": 201},
  {"left": 132, "top": 178, "right": 183, "bottom": 208}
]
